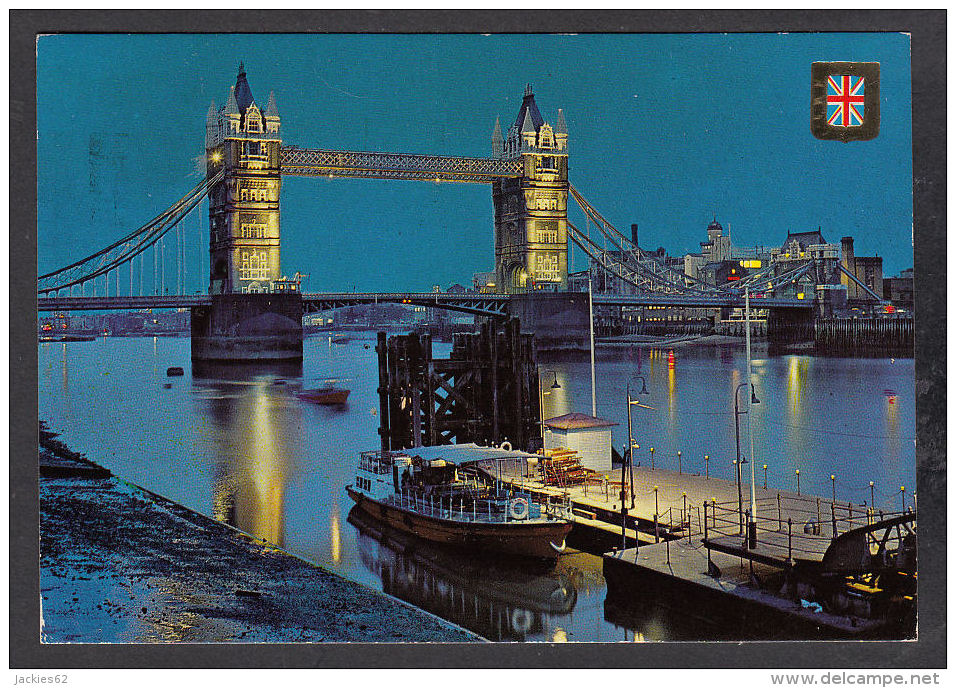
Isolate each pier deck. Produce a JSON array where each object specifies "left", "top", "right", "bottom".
[
  {"left": 602, "top": 540, "right": 884, "bottom": 638},
  {"left": 497, "top": 462, "right": 871, "bottom": 553}
]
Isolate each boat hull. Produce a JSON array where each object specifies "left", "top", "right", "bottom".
[
  {"left": 346, "top": 486, "right": 572, "bottom": 560},
  {"left": 298, "top": 389, "right": 350, "bottom": 405}
]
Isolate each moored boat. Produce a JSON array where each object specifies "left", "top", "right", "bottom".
[
  {"left": 298, "top": 387, "right": 350, "bottom": 405},
  {"left": 346, "top": 443, "right": 572, "bottom": 560},
  {"left": 298, "top": 378, "right": 350, "bottom": 405}
]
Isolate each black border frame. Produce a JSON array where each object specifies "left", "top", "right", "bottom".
[{"left": 10, "top": 9, "right": 946, "bottom": 669}]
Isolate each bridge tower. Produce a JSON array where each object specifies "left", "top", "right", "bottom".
[
  {"left": 193, "top": 64, "right": 302, "bottom": 362},
  {"left": 491, "top": 86, "right": 569, "bottom": 294},
  {"left": 205, "top": 63, "right": 282, "bottom": 295}
]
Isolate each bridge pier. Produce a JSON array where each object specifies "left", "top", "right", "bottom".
[
  {"left": 505, "top": 292, "right": 591, "bottom": 351},
  {"left": 767, "top": 307, "right": 814, "bottom": 345},
  {"left": 191, "top": 293, "right": 303, "bottom": 362}
]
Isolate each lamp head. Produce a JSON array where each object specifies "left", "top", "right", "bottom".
[
  {"left": 550, "top": 372, "right": 560, "bottom": 389},
  {"left": 750, "top": 384, "right": 760, "bottom": 405}
]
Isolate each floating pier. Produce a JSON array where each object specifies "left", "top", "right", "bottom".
[{"left": 491, "top": 457, "right": 916, "bottom": 639}]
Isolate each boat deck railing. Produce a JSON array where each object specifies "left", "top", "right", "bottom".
[
  {"left": 385, "top": 490, "right": 568, "bottom": 524},
  {"left": 359, "top": 450, "right": 399, "bottom": 475}
]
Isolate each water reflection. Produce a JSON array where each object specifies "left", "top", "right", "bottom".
[
  {"left": 37, "top": 336, "right": 916, "bottom": 642},
  {"left": 193, "top": 365, "right": 304, "bottom": 548},
  {"left": 347, "top": 506, "right": 577, "bottom": 641}
]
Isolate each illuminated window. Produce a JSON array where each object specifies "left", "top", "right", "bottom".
[
  {"left": 534, "top": 253, "right": 559, "bottom": 281},
  {"left": 240, "top": 223, "right": 266, "bottom": 239},
  {"left": 537, "top": 220, "right": 559, "bottom": 243},
  {"left": 239, "top": 250, "right": 270, "bottom": 280}
]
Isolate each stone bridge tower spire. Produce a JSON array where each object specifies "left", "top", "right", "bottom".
[
  {"left": 204, "top": 64, "right": 282, "bottom": 294},
  {"left": 491, "top": 85, "right": 569, "bottom": 293}
]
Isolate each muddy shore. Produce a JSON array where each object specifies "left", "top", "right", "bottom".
[{"left": 38, "top": 424, "right": 481, "bottom": 643}]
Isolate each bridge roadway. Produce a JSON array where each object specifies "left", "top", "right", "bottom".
[{"left": 36, "top": 292, "right": 812, "bottom": 314}]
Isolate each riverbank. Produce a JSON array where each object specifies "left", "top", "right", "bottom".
[
  {"left": 595, "top": 333, "right": 742, "bottom": 349},
  {"left": 38, "top": 424, "right": 481, "bottom": 643}
]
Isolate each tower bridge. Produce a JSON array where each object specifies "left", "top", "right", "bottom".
[{"left": 38, "top": 65, "right": 837, "bottom": 361}]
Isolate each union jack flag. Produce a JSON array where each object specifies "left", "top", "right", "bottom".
[{"left": 826, "top": 75, "right": 865, "bottom": 127}]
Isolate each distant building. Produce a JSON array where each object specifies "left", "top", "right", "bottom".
[
  {"left": 883, "top": 268, "right": 914, "bottom": 311},
  {"left": 684, "top": 218, "right": 731, "bottom": 283},
  {"left": 473, "top": 271, "right": 497, "bottom": 293},
  {"left": 840, "top": 236, "right": 883, "bottom": 300}
]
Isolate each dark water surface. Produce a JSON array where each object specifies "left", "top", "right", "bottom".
[{"left": 38, "top": 334, "right": 915, "bottom": 642}]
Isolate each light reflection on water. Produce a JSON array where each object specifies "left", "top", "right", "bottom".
[{"left": 38, "top": 334, "right": 915, "bottom": 641}]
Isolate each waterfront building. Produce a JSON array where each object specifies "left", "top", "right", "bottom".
[
  {"left": 491, "top": 85, "right": 569, "bottom": 293},
  {"left": 205, "top": 64, "right": 283, "bottom": 295},
  {"left": 883, "top": 268, "right": 914, "bottom": 311},
  {"left": 840, "top": 236, "right": 884, "bottom": 302},
  {"left": 543, "top": 413, "right": 617, "bottom": 473}
]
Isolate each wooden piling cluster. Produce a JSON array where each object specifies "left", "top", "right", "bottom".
[
  {"left": 814, "top": 317, "right": 914, "bottom": 355},
  {"left": 377, "top": 319, "right": 539, "bottom": 452}
]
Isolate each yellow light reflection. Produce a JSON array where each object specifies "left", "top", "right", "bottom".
[
  {"left": 330, "top": 498, "right": 342, "bottom": 565},
  {"left": 787, "top": 356, "right": 806, "bottom": 418},
  {"left": 249, "top": 387, "right": 283, "bottom": 545},
  {"left": 667, "top": 365, "right": 676, "bottom": 422},
  {"left": 632, "top": 630, "right": 645, "bottom": 642},
  {"left": 552, "top": 628, "right": 568, "bottom": 642}
]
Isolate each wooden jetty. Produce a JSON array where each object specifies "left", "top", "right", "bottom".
[
  {"left": 493, "top": 457, "right": 916, "bottom": 638},
  {"left": 602, "top": 541, "right": 884, "bottom": 639},
  {"left": 493, "top": 458, "right": 869, "bottom": 551}
]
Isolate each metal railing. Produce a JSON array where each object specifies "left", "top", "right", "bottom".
[{"left": 702, "top": 494, "right": 913, "bottom": 564}]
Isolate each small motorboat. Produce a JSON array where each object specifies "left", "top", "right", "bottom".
[{"left": 298, "top": 379, "right": 350, "bottom": 405}]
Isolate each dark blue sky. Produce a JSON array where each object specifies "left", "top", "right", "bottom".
[{"left": 37, "top": 33, "right": 913, "bottom": 292}]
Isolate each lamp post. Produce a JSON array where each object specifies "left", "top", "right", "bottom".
[
  {"left": 538, "top": 368, "right": 560, "bottom": 453},
  {"left": 733, "top": 458, "right": 745, "bottom": 534},
  {"left": 626, "top": 376, "right": 649, "bottom": 512},
  {"left": 649, "top": 447, "right": 655, "bottom": 470},
  {"left": 734, "top": 382, "right": 760, "bottom": 539},
  {"left": 796, "top": 469, "right": 801, "bottom": 495}
]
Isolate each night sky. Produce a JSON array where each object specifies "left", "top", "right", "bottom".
[{"left": 37, "top": 33, "right": 913, "bottom": 293}]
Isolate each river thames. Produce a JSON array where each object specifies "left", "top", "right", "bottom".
[{"left": 37, "top": 334, "right": 915, "bottom": 641}]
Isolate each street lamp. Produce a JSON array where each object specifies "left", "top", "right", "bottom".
[
  {"left": 625, "top": 376, "right": 650, "bottom": 513},
  {"left": 538, "top": 368, "right": 560, "bottom": 452},
  {"left": 734, "top": 382, "right": 760, "bottom": 541}
]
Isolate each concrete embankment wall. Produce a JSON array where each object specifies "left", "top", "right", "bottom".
[{"left": 38, "top": 426, "right": 481, "bottom": 643}]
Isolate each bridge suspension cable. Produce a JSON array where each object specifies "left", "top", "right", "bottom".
[
  {"left": 568, "top": 183, "right": 731, "bottom": 296},
  {"left": 38, "top": 170, "right": 223, "bottom": 296}
]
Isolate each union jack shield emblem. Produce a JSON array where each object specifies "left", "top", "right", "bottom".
[
  {"left": 827, "top": 75, "right": 865, "bottom": 127},
  {"left": 811, "top": 62, "right": 879, "bottom": 142}
]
